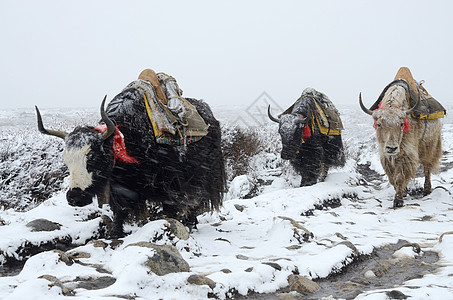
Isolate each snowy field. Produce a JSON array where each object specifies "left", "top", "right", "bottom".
[{"left": 0, "top": 101, "right": 452, "bottom": 299}]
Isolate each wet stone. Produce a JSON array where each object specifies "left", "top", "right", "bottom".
[
  {"left": 26, "top": 218, "right": 61, "bottom": 232},
  {"left": 287, "top": 275, "right": 320, "bottom": 293}
]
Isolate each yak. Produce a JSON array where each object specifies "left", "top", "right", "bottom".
[
  {"left": 268, "top": 89, "right": 345, "bottom": 186},
  {"left": 36, "top": 86, "right": 225, "bottom": 238},
  {"left": 359, "top": 80, "right": 443, "bottom": 208}
]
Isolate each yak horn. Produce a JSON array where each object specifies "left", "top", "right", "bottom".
[
  {"left": 359, "top": 93, "right": 373, "bottom": 115},
  {"left": 100, "top": 95, "right": 116, "bottom": 141},
  {"left": 35, "top": 106, "right": 68, "bottom": 139},
  {"left": 406, "top": 91, "right": 421, "bottom": 116},
  {"left": 267, "top": 105, "right": 280, "bottom": 123}
]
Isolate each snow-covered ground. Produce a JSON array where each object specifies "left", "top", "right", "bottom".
[{"left": 0, "top": 102, "right": 452, "bottom": 299}]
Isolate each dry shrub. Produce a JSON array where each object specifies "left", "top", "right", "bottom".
[{"left": 222, "top": 126, "right": 261, "bottom": 180}]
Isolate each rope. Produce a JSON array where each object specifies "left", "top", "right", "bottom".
[{"left": 415, "top": 81, "right": 428, "bottom": 141}]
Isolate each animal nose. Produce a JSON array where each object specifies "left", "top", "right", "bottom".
[
  {"left": 386, "top": 146, "right": 398, "bottom": 154},
  {"left": 66, "top": 188, "right": 93, "bottom": 207}
]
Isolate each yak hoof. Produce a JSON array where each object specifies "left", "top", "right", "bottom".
[
  {"left": 423, "top": 187, "right": 431, "bottom": 196},
  {"left": 109, "top": 225, "right": 125, "bottom": 239},
  {"left": 300, "top": 179, "right": 316, "bottom": 187},
  {"left": 393, "top": 200, "right": 404, "bottom": 208}
]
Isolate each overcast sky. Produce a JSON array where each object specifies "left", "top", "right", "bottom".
[{"left": 1, "top": 0, "right": 452, "bottom": 110}]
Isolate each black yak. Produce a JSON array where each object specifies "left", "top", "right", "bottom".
[
  {"left": 268, "top": 88, "right": 345, "bottom": 186},
  {"left": 36, "top": 79, "right": 225, "bottom": 238}
]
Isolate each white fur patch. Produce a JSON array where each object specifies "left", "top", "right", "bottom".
[{"left": 62, "top": 145, "right": 93, "bottom": 190}]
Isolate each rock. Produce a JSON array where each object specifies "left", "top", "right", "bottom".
[
  {"left": 52, "top": 250, "right": 73, "bottom": 266},
  {"left": 109, "top": 239, "right": 124, "bottom": 249},
  {"left": 164, "top": 218, "right": 190, "bottom": 240},
  {"left": 227, "top": 175, "right": 252, "bottom": 199},
  {"left": 39, "top": 275, "right": 74, "bottom": 296},
  {"left": 386, "top": 290, "right": 408, "bottom": 299},
  {"left": 236, "top": 254, "right": 249, "bottom": 260},
  {"left": 187, "top": 274, "right": 216, "bottom": 289},
  {"left": 287, "top": 274, "right": 320, "bottom": 293},
  {"left": 75, "top": 275, "right": 116, "bottom": 290},
  {"left": 127, "top": 242, "right": 190, "bottom": 275},
  {"left": 67, "top": 251, "right": 91, "bottom": 259},
  {"left": 234, "top": 204, "right": 246, "bottom": 212},
  {"left": 26, "top": 218, "right": 61, "bottom": 232},
  {"left": 350, "top": 277, "right": 370, "bottom": 285},
  {"left": 89, "top": 240, "right": 109, "bottom": 249},
  {"left": 278, "top": 216, "right": 314, "bottom": 243},
  {"left": 364, "top": 270, "right": 376, "bottom": 279},
  {"left": 262, "top": 262, "right": 282, "bottom": 271},
  {"left": 244, "top": 267, "right": 253, "bottom": 272},
  {"left": 373, "top": 260, "right": 392, "bottom": 277},
  {"left": 221, "top": 269, "right": 232, "bottom": 273},
  {"left": 337, "top": 240, "right": 359, "bottom": 255},
  {"left": 277, "top": 291, "right": 310, "bottom": 300},
  {"left": 286, "top": 245, "right": 301, "bottom": 250}
]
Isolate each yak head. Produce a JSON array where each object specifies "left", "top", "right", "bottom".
[
  {"left": 35, "top": 97, "right": 116, "bottom": 207},
  {"left": 268, "top": 105, "right": 311, "bottom": 160},
  {"left": 359, "top": 85, "right": 419, "bottom": 156}
]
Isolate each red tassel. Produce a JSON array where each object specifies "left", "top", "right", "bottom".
[
  {"left": 403, "top": 117, "right": 410, "bottom": 133},
  {"left": 302, "top": 125, "right": 311, "bottom": 140},
  {"left": 94, "top": 125, "right": 139, "bottom": 164}
]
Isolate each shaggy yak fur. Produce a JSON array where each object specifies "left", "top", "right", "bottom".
[
  {"left": 268, "top": 94, "right": 345, "bottom": 186},
  {"left": 359, "top": 81, "right": 442, "bottom": 207},
  {"left": 36, "top": 88, "right": 226, "bottom": 238}
]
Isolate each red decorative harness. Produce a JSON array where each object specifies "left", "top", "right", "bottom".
[
  {"left": 94, "top": 124, "right": 139, "bottom": 164},
  {"left": 373, "top": 102, "right": 411, "bottom": 133},
  {"left": 299, "top": 115, "right": 311, "bottom": 142}
]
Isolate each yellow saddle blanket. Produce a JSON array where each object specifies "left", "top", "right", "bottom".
[
  {"left": 127, "top": 69, "right": 208, "bottom": 145},
  {"left": 281, "top": 89, "right": 343, "bottom": 136}
]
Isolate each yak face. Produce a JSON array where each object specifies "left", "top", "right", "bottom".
[
  {"left": 373, "top": 108, "right": 407, "bottom": 156},
  {"left": 278, "top": 114, "right": 309, "bottom": 160},
  {"left": 36, "top": 97, "right": 116, "bottom": 208},
  {"left": 62, "top": 127, "right": 114, "bottom": 207},
  {"left": 359, "top": 85, "right": 417, "bottom": 157}
]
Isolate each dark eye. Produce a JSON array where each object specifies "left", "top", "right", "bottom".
[
  {"left": 401, "top": 122, "right": 404, "bottom": 127},
  {"left": 376, "top": 123, "right": 381, "bottom": 128}
]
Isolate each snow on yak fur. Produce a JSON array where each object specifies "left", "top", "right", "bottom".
[
  {"left": 36, "top": 90, "right": 226, "bottom": 238},
  {"left": 359, "top": 81, "right": 443, "bottom": 208},
  {"left": 268, "top": 89, "right": 345, "bottom": 187}
]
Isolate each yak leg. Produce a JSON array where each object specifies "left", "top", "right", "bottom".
[
  {"left": 391, "top": 168, "right": 407, "bottom": 208},
  {"left": 108, "top": 183, "right": 139, "bottom": 238},
  {"left": 110, "top": 209, "right": 127, "bottom": 239},
  {"left": 423, "top": 167, "right": 432, "bottom": 196},
  {"left": 318, "top": 162, "right": 328, "bottom": 182},
  {"left": 297, "top": 145, "right": 323, "bottom": 187},
  {"left": 298, "top": 160, "right": 319, "bottom": 187},
  {"left": 393, "top": 190, "right": 404, "bottom": 208}
]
